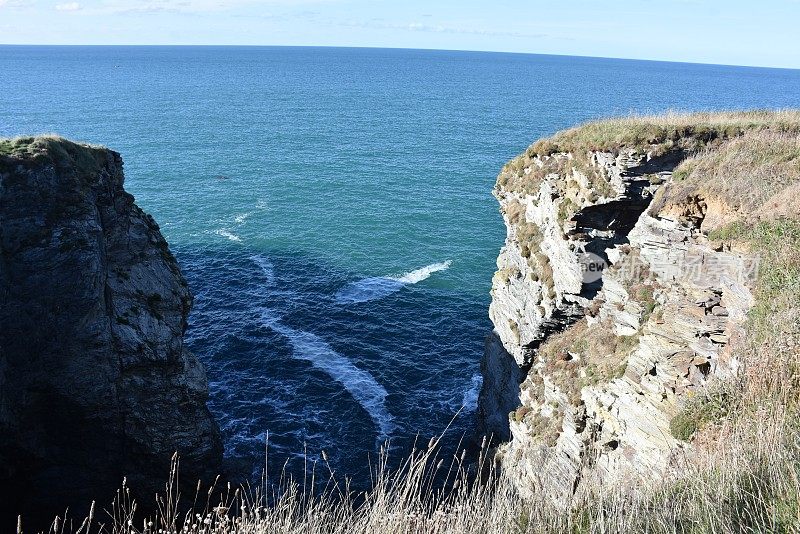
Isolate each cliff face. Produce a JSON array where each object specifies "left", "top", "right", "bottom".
[
  {"left": 479, "top": 112, "right": 800, "bottom": 503},
  {"left": 0, "top": 137, "right": 223, "bottom": 521}
]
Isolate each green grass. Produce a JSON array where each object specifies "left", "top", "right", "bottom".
[
  {"left": 670, "top": 387, "right": 733, "bottom": 441},
  {"left": 0, "top": 135, "right": 109, "bottom": 184},
  {"left": 709, "top": 218, "right": 800, "bottom": 345},
  {"left": 0, "top": 136, "right": 37, "bottom": 157}
]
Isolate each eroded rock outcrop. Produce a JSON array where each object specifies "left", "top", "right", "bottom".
[
  {"left": 0, "top": 137, "right": 223, "bottom": 524},
  {"left": 478, "top": 114, "right": 794, "bottom": 504}
]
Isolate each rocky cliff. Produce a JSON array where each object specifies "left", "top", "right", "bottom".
[
  {"left": 0, "top": 137, "right": 223, "bottom": 523},
  {"left": 478, "top": 112, "right": 800, "bottom": 504}
]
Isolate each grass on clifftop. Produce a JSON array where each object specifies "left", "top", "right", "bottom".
[
  {"left": 529, "top": 109, "right": 800, "bottom": 156},
  {"left": 0, "top": 135, "right": 109, "bottom": 180},
  {"left": 499, "top": 110, "right": 800, "bottom": 198},
  {"left": 664, "top": 129, "right": 800, "bottom": 222},
  {"left": 0, "top": 136, "right": 37, "bottom": 157}
]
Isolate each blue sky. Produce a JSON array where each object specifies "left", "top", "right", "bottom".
[{"left": 1, "top": 0, "right": 799, "bottom": 68}]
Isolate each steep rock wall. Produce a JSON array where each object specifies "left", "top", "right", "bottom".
[
  {"left": 0, "top": 137, "right": 223, "bottom": 524},
  {"left": 479, "top": 137, "right": 758, "bottom": 502}
]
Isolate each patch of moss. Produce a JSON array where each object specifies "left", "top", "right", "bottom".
[
  {"left": 517, "top": 222, "right": 542, "bottom": 260},
  {"left": 526, "top": 412, "right": 561, "bottom": 446},
  {"left": 510, "top": 405, "right": 533, "bottom": 423},
  {"left": 534, "top": 252, "right": 554, "bottom": 294},
  {"left": 557, "top": 197, "right": 578, "bottom": 223}
]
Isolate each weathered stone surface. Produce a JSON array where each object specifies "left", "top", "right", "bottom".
[
  {"left": 479, "top": 144, "right": 756, "bottom": 504},
  {"left": 0, "top": 138, "right": 223, "bottom": 525}
]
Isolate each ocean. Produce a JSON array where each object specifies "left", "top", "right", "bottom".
[{"left": 2, "top": 45, "right": 800, "bottom": 485}]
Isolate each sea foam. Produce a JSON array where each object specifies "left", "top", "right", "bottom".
[
  {"left": 335, "top": 260, "right": 452, "bottom": 304},
  {"left": 215, "top": 228, "right": 242, "bottom": 242},
  {"left": 394, "top": 260, "right": 452, "bottom": 284},
  {"left": 234, "top": 212, "right": 253, "bottom": 224},
  {"left": 259, "top": 309, "right": 395, "bottom": 445},
  {"left": 250, "top": 254, "right": 276, "bottom": 286},
  {"left": 461, "top": 373, "right": 483, "bottom": 413}
]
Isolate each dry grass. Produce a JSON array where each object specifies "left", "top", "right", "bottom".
[
  {"left": 537, "top": 318, "right": 632, "bottom": 402},
  {"left": 498, "top": 110, "right": 800, "bottom": 199},
  {"left": 663, "top": 130, "right": 800, "bottom": 225},
  {"left": 33, "top": 401, "right": 800, "bottom": 534},
  {"left": 498, "top": 152, "right": 613, "bottom": 199},
  {"left": 530, "top": 109, "right": 800, "bottom": 156}
]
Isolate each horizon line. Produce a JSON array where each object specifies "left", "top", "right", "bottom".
[{"left": 1, "top": 43, "right": 798, "bottom": 72}]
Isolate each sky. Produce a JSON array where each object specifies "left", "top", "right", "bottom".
[{"left": 0, "top": 0, "right": 799, "bottom": 69}]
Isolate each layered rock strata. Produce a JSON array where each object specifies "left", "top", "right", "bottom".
[{"left": 478, "top": 122, "right": 765, "bottom": 503}]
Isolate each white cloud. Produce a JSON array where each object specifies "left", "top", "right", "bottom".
[
  {"left": 103, "top": 0, "right": 193, "bottom": 13},
  {"left": 55, "top": 1, "right": 81, "bottom": 10},
  {"left": 101, "top": 0, "right": 322, "bottom": 15},
  {"left": 0, "top": 0, "right": 35, "bottom": 8},
  {"left": 342, "top": 19, "right": 546, "bottom": 40},
  {"left": 406, "top": 22, "right": 545, "bottom": 38}
]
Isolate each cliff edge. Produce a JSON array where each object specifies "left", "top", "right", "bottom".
[
  {"left": 479, "top": 111, "right": 800, "bottom": 503},
  {"left": 0, "top": 137, "right": 223, "bottom": 524}
]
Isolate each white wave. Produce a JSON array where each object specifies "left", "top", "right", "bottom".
[
  {"left": 234, "top": 212, "right": 253, "bottom": 224},
  {"left": 335, "top": 260, "right": 452, "bottom": 305},
  {"left": 215, "top": 228, "right": 242, "bottom": 242},
  {"left": 461, "top": 374, "right": 483, "bottom": 413},
  {"left": 250, "top": 255, "right": 275, "bottom": 286},
  {"left": 335, "top": 277, "right": 405, "bottom": 305},
  {"left": 259, "top": 309, "right": 395, "bottom": 444},
  {"left": 392, "top": 260, "right": 452, "bottom": 284},
  {"left": 259, "top": 307, "right": 282, "bottom": 328}
]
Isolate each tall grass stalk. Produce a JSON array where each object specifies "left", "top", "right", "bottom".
[{"left": 24, "top": 397, "right": 800, "bottom": 534}]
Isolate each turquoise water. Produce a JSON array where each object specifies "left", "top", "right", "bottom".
[{"left": 2, "top": 46, "right": 800, "bottom": 483}]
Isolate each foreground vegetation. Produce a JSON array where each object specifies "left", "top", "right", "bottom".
[{"left": 33, "top": 386, "right": 800, "bottom": 533}]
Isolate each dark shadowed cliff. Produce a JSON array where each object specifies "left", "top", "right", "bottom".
[{"left": 0, "top": 137, "right": 223, "bottom": 527}]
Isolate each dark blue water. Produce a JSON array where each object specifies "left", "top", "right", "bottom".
[{"left": 2, "top": 46, "right": 800, "bottom": 484}]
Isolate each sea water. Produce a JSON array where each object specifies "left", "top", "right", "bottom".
[{"left": 2, "top": 45, "right": 800, "bottom": 483}]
